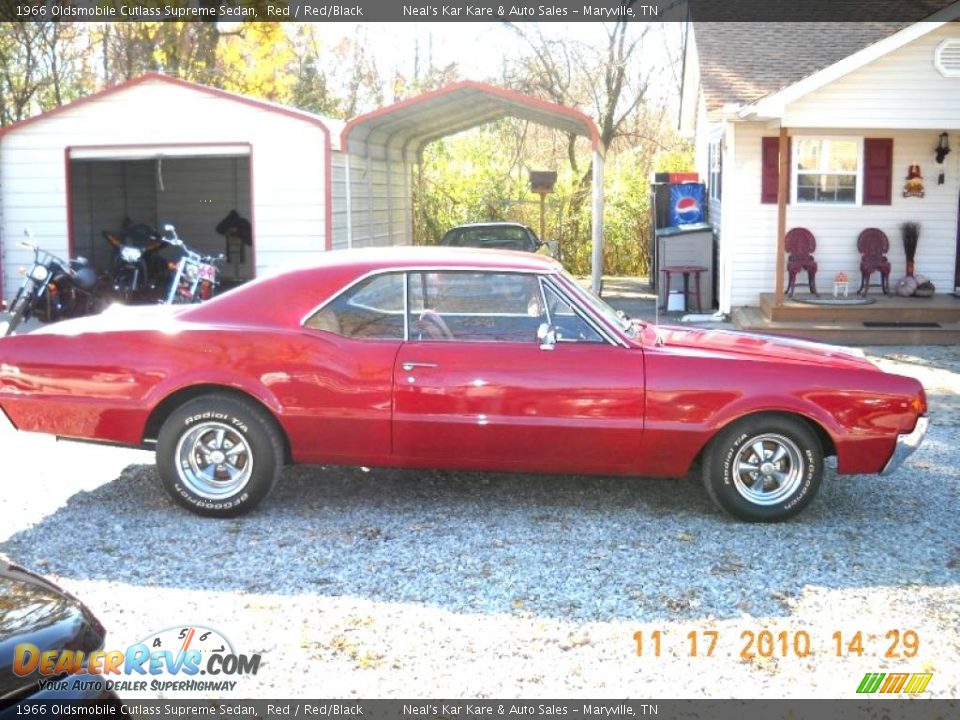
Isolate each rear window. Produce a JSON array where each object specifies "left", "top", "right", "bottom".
[
  {"left": 305, "top": 273, "right": 404, "bottom": 339},
  {"left": 441, "top": 227, "right": 533, "bottom": 251}
]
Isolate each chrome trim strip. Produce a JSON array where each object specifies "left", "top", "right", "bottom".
[
  {"left": 402, "top": 271, "right": 410, "bottom": 341},
  {"left": 881, "top": 416, "right": 928, "bottom": 476},
  {"left": 537, "top": 276, "right": 552, "bottom": 327}
]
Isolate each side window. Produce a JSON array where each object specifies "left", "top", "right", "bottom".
[
  {"left": 542, "top": 283, "right": 603, "bottom": 343},
  {"left": 407, "top": 271, "right": 543, "bottom": 342},
  {"left": 305, "top": 273, "right": 404, "bottom": 340}
]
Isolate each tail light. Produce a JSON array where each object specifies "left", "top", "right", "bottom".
[{"left": 912, "top": 387, "right": 928, "bottom": 416}]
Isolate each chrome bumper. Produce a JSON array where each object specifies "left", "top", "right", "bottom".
[{"left": 881, "top": 416, "right": 928, "bottom": 475}]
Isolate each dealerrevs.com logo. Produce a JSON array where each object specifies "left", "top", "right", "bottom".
[{"left": 14, "top": 625, "right": 261, "bottom": 693}]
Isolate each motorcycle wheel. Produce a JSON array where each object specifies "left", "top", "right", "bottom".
[{"left": 4, "top": 287, "right": 30, "bottom": 336}]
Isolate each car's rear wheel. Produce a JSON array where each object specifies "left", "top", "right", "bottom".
[
  {"left": 702, "top": 414, "right": 823, "bottom": 522},
  {"left": 156, "top": 394, "right": 283, "bottom": 517}
]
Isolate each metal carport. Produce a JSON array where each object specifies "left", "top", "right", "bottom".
[{"left": 339, "top": 81, "right": 605, "bottom": 292}]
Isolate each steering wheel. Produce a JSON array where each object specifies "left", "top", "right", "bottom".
[{"left": 415, "top": 309, "right": 454, "bottom": 340}]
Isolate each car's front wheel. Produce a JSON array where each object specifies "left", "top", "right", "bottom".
[
  {"left": 156, "top": 394, "right": 283, "bottom": 517},
  {"left": 702, "top": 414, "right": 823, "bottom": 522}
]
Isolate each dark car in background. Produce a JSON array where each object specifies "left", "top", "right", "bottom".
[
  {"left": 439, "top": 222, "right": 553, "bottom": 255},
  {"left": 0, "top": 562, "right": 114, "bottom": 712}
]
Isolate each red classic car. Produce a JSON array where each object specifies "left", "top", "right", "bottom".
[{"left": 0, "top": 248, "right": 927, "bottom": 522}]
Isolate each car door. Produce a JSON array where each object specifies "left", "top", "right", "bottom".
[
  {"left": 392, "top": 271, "right": 645, "bottom": 475},
  {"left": 289, "top": 272, "right": 405, "bottom": 465}
]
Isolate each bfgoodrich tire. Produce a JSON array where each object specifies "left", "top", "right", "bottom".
[
  {"left": 157, "top": 394, "right": 283, "bottom": 517},
  {"left": 702, "top": 414, "right": 823, "bottom": 522}
]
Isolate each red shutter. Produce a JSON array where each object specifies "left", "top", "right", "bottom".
[
  {"left": 863, "top": 138, "right": 893, "bottom": 206},
  {"left": 761, "top": 137, "right": 791, "bottom": 204}
]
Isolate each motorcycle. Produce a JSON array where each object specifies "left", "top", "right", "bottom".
[
  {"left": 161, "top": 225, "right": 224, "bottom": 304},
  {"left": 102, "top": 222, "right": 170, "bottom": 304},
  {"left": 2, "top": 230, "right": 104, "bottom": 336}
]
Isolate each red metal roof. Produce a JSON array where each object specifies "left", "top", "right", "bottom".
[{"left": 341, "top": 80, "right": 600, "bottom": 155}]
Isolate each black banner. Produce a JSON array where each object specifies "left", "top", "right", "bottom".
[
  {"left": 1, "top": 0, "right": 958, "bottom": 23},
  {"left": 1, "top": 700, "right": 959, "bottom": 720}
]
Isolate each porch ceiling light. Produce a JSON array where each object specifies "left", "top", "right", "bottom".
[
  {"left": 935, "top": 132, "right": 951, "bottom": 185},
  {"left": 936, "top": 132, "right": 951, "bottom": 162}
]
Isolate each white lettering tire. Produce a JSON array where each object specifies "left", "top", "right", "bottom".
[
  {"left": 157, "top": 394, "right": 283, "bottom": 517},
  {"left": 702, "top": 415, "right": 823, "bottom": 522}
]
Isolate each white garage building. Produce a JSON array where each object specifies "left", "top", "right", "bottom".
[{"left": 0, "top": 73, "right": 602, "bottom": 300}]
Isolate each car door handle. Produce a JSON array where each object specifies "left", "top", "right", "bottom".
[{"left": 402, "top": 361, "right": 438, "bottom": 371}]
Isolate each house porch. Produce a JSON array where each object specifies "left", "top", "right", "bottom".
[{"left": 732, "top": 292, "right": 960, "bottom": 345}]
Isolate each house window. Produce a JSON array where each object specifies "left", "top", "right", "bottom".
[
  {"left": 793, "top": 137, "right": 861, "bottom": 205},
  {"left": 708, "top": 140, "right": 722, "bottom": 201}
]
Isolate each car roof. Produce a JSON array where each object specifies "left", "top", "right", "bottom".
[
  {"left": 446, "top": 222, "right": 531, "bottom": 231},
  {"left": 283, "top": 245, "right": 558, "bottom": 273},
  {"left": 180, "top": 246, "right": 562, "bottom": 328}
]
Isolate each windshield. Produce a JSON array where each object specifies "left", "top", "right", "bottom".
[{"left": 555, "top": 269, "right": 638, "bottom": 339}]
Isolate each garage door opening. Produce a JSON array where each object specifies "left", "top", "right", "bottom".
[{"left": 68, "top": 145, "right": 254, "bottom": 288}]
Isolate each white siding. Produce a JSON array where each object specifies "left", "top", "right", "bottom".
[
  {"left": 0, "top": 77, "right": 332, "bottom": 295},
  {"left": 783, "top": 24, "right": 960, "bottom": 129},
  {"left": 725, "top": 122, "right": 959, "bottom": 308},
  {"left": 332, "top": 146, "right": 412, "bottom": 250}
]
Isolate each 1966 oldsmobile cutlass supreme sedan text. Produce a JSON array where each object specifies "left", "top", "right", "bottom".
[{"left": 0, "top": 248, "right": 927, "bottom": 521}]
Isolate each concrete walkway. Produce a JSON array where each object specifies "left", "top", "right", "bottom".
[{"left": 589, "top": 275, "right": 732, "bottom": 329}]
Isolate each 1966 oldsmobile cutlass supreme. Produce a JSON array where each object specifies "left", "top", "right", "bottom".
[{"left": 0, "top": 248, "right": 927, "bottom": 521}]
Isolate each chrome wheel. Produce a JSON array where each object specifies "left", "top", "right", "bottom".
[
  {"left": 731, "top": 433, "right": 804, "bottom": 506},
  {"left": 175, "top": 421, "right": 253, "bottom": 500}
]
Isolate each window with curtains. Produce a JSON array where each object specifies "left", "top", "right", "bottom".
[{"left": 793, "top": 137, "right": 861, "bottom": 204}]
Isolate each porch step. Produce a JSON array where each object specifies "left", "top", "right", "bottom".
[
  {"left": 733, "top": 306, "right": 960, "bottom": 346},
  {"left": 759, "top": 292, "right": 960, "bottom": 323}
]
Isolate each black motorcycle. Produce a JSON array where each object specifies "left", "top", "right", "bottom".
[
  {"left": 1, "top": 231, "right": 103, "bottom": 336},
  {"left": 103, "top": 222, "right": 170, "bottom": 304}
]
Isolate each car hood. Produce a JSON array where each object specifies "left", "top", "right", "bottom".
[
  {"left": 642, "top": 324, "right": 878, "bottom": 371},
  {"left": 0, "top": 563, "right": 105, "bottom": 698}
]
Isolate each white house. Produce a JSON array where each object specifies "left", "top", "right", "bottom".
[{"left": 680, "top": 11, "right": 960, "bottom": 335}]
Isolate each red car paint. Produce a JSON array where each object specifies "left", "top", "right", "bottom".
[{"left": 0, "top": 248, "right": 926, "bottom": 480}]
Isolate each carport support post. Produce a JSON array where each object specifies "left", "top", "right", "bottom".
[
  {"left": 774, "top": 126, "right": 788, "bottom": 306},
  {"left": 591, "top": 149, "right": 605, "bottom": 295}
]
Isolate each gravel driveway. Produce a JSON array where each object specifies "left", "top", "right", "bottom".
[{"left": 0, "top": 344, "right": 957, "bottom": 699}]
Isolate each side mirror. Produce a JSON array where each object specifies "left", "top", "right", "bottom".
[
  {"left": 537, "top": 322, "right": 557, "bottom": 351},
  {"left": 543, "top": 240, "right": 559, "bottom": 258}
]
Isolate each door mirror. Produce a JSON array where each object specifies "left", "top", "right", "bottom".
[{"left": 537, "top": 322, "right": 557, "bottom": 351}]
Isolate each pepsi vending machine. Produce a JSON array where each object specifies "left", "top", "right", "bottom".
[
  {"left": 649, "top": 177, "right": 715, "bottom": 310},
  {"left": 667, "top": 183, "right": 706, "bottom": 226}
]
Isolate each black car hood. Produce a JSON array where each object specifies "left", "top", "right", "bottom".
[{"left": 0, "top": 563, "right": 105, "bottom": 699}]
